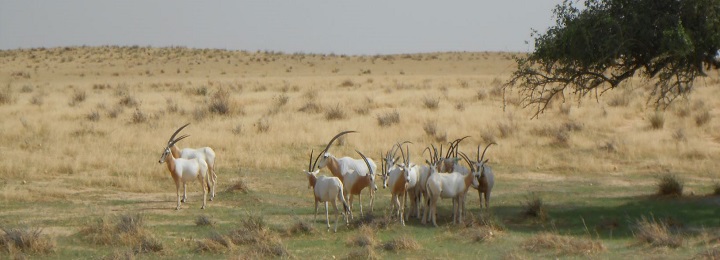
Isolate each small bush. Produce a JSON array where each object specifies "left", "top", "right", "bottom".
[
  {"left": 339, "top": 79, "right": 354, "bottom": 87},
  {"left": 133, "top": 237, "right": 163, "bottom": 254},
  {"left": 672, "top": 128, "right": 687, "bottom": 142},
  {"left": 231, "top": 124, "right": 243, "bottom": 135},
  {"left": 522, "top": 193, "right": 547, "bottom": 220},
  {"left": 657, "top": 174, "right": 683, "bottom": 196},
  {"left": 209, "top": 88, "right": 231, "bottom": 115},
  {"left": 423, "top": 97, "right": 439, "bottom": 110},
  {"left": 695, "top": 110, "right": 711, "bottom": 127},
  {"left": 607, "top": 94, "right": 630, "bottom": 107},
  {"left": 347, "top": 226, "right": 377, "bottom": 247},
  {"left": 298, "top": 101, "right": 322, "bottom": 113},
  {"left": 423, "top": 121, "right": 438, "bottom": 137},
  {"left": 69, "top": 90, "right": 87, "bottom": 106},
  {"left": 649, "top": 112, "right": 665, "bottom": 130},
  {"left": 376, "top": 110, "right": 400, "bottom": 127},
  {"left": 30, "top": 94, "right": 44, "bottom": 106},
  {"left": 165, "top": 98, "right": 179, "bottom": 114},
  {"left": 476, "top": 89, "right": 488, "bottom": 101},
  {"left": 344, "top": 247, "right": 379, "bottom": 260},
  {"left": 195, "top": 215, "right": 214, "bottom": 226},
  {"left": 274, "top": 94, "right": 289, "bottom": 107},
  {"left": 131, "top": 108, "right": 147, "bottom": 124},
  {"left": 0, "top": 227, "right": 55, "bottom": 255},
  {"left": 118, "top": 95, "right": 138, "bottom": 107},
  {"left": 382, "top": 235, "right": 420, "bottom": 251},
  {"left": 288, "top": 219, "right": 315, "bottom": 235},
  {"left": 0, "top": 85, "right": 14, "bottom": 105},
  {"left": 522, "top": 232, "right": 605, "bottom": 256},
  {"left": 87, "top": 110, "right": 101, "bottom": 122},
  {"left": 256, "top": 117, "right": 270, "bottom": 133},
  {"left": 325, "top": 104, "right": 346, "bottom": 120},
  {"left": 633, "top": 216, "right": 683, "bottom": 248},
  {"left": 226, "top": 179, "right": 250, "bottom": 193},
  {"left": 498, "top": 121, "right": 516, "bottom": 138}
]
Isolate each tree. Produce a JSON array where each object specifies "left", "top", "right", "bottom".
[{"left": 505, "top": 0, "right": 720, "bottom": 118}]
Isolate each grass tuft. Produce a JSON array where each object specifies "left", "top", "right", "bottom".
[
  {"left": 649, "top": 111, "right": 665, "bottom": 130},
  {"left": 522, "top": 193, "right": 547, "bottom": 221},
  {"left": 288, "top": 219, "right": 315, "bottom": 235},
  {"left": 225, "top": 179, "right": 250, "bottom": 193},
  {"left": 657, "top": 174, "right": 683, "bottom": 196},
  {"left": 347, "top": 226, "right": 377, "bottom": 248},
  {"left": 344, "top": 247, "right": 379, "bottom": 260},
  {"left": 195, "top": 215, "right": 214, "bottom": 226},
  {"left": 522, "top": 232, "right": 605, "bottom": 256},
  {"left": 382, "top": 235, "right": 420, "bottom": 251},
  {"left": 0, "top": 226, "right": 55, "bottom": 255},
  {"left": 376, "top": 110, "right": 400, "bottom": 127},
  {"left": 423, "top": 97, "right": 440, "bottom": 110},
  {"left": 633, "top": 216, "right": 683, "bottom": 248},
  {"left": 208, "top": 88, "right": 231, "bottom": 115},
  {"left": 325, "top": 104, "right": 346, "bottom": 120},
  {"left": 695, "top": 109, "right": 711, "bottom": 127}
]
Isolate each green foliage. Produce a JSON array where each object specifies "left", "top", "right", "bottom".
[{"left": 507, "top": 0, "right": 720, "bottom": 118}]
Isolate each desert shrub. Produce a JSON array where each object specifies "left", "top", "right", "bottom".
[
  {"left": 695, "top": 109, "right": 711, "bottom": 126},
  {"left": 344, "top": 247, "right": 379, "bottom": 260},
  {"left": 87, "top": 110, "right": 101, "bottom": 122},
  {"left": 672, "top": 128, "right": 687, "bottom": 142},
  {"left": 551, "top": 129, "right": 570, "bottom": 147},
  {"left": 649, "top": 111, "right": 665, "bottom": 129},
  {"left": 522, "top": 193, "right": 547, "bottom": 221},
  {"left": 256, "top": 117, "right": 270, "bottom": 133},
  {"left": 298, "top": 101, "right": 322, "bottom": 114},
  {"left": 522, "top": 232, "right": 605, "bottom": 256},
  {"left": 118, "top": 95, "right": 138, "bottom": 107},
  {"left": 69, "top": 90, "right": 87, "bottom": 106},
  {"left": 231, "top": 124, "right": 243, "bottom": 135},
  {"left": 497, "top": 121, "right": 516, "bottom": 138},
  {"left": 208, "top": 88, "right": 230, "bottom": 115},
  {"left": 607, "top": 94, "right": 630, "bottom": 107},
  {"left": 339, "top": 79, "right": 354, "bottom": 87},
  {"left": 0, "top": 226, "right": 55, "bottom": 255},
  {"left": 382, "top": 235, "right": 420, "bottom": 251},
  {"left": 30, "top": 94, "right": 44, "bottom": 106},
  {"left": 657, "top": 174, "right": 683, "bottom": 196},
  {"left": 325, "top": 104, "right": 346, "bottom": 120},
  {"left": 288, "top": 219, "right": 315, "bottom": 235},
  {"left": 633, "top": 216, "right": 683, "bottom": 248},
  {"left": 423, "top": 121, "right": 438, "bottom": 137},
  {"left": 131, "top": 108, "right": 147, "bottom": 124},
  {"left": 376, "top": 110, "right": 400, "bottom": 127},
  {"left": 225, "top": 179, "right": 250, "bottom": 193},
  {"left": 165, "top": 98, "right": 179, "bottom": 114},
  {"left": 133, "top": 237, "right": 163, "bottom": 254},
  {"left": 423, "top": 97, "right": 439, "bottom": 110},
  {"left": 274, "top": 94, "right": 289, "bottom": 107},
  {"left": 20, "top": 85, "right": 33, "bottom": 93},
  {"left": 192, "top": 86, "right": 208, "bottom": 96},
  {"left": 80, "top": 214, "right": 159, "bottom": 253},
  {"left": 476, "top": 89, "right": 488, "bottom": 101},
  {"left": 195, "top": 215, "right": 214, "bottom": 226},
  {"left": 347, "top": 226, "right": 377, "bottom": 248},
  {"left": 0, "top": 85, "right": 14, "bottom": 105}
]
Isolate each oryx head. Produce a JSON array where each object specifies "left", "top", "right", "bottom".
[
  {"left": 355, "top": 150, "right": 378, "bottom": 191},
  {"left": 304, "top": 149, "right": 321, "bottom": 189},
  {"left": 397, "top": 143, "right": 413, "bottom": 185},
  {"left": 314, "top": 130, "right": 357, "bottom": 169},
  {"left": 438, "top": 136, "right": 469, "bottom": 172},
  {"left": 460, "top": 143, "right": 495, "bottom": 188},
  {"left": 159, "top": 124, "right": 190, "bottom": 163}
]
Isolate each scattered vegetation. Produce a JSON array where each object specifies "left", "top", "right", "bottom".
[
  {"left": 695, "top": 109, "right": 711, "bottom": 126},
  {"left": 382, "top": 235, "right": 420, "bottom": 251},
  {"left": 324, "top": 104, "right": 346, "bottom": 120},
  {"left": 195, "top": 215, "right": 214, "bottom": 227},
  {"left": 648, "top": 111, "right": 665, "bottom": 130},
  {"left": 0, "top": 226, "right": 55, "bottom": 255},
  {"left": 522, "top": 232, "right": 605, "bottom": 256},
  {"left": 376, "top": 110, "right": 400, "bottom": 127},
  {"left": 522, "top": 193, "right": 547, "bottom": 221},
  {"left": 657, "top": 174, "right": 683, "bottom": 196},
  {"left": 209, "top": 88, "right": 231, "bottom": 115},
  {"left": 633, "top": 216, "right": 683, "bottom": 248},
  {"left": 422, "top": 97, "right": 440, "bottom": 110}
]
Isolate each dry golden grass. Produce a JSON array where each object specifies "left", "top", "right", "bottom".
[
  {"left": 522, "top": 232, "right": 605, "bottom": 256},
  {"left": 0, "top": 46, "right": 719, "bottom": 258}
]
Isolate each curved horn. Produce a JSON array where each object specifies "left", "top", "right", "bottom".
[
  {"left": 405, "top": 144, "right": 410, "bottom": 165},
  {"left": 355, "top": 150, "right": 374, "bottom": 176},
  {"left": 380, "top": 152, "right": 386, "bottom": 175},
  {"left": 169, "top": 134, "right": 190, "bottom": 147},
  {"left": 478, "top": 142, "right": 496, "bottom": 163},
  {"left": 398, "top": 143, "right": 407, "bottom": 165},
  {"left": 313, "top": 130, "right": 357, "bottom": 169},
  {"left": 458, "top": 151, "right": 475, "bottom": 172},
  {"left": 453, "top": 135, "right": 471, "bottom": 157},
  {"left": 308, "top": 150, "right": 314, "bottom": 172},
  {"left": 167, "top": 123, "right": 190, "bottom": 144}
]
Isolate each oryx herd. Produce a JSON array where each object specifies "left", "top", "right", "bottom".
[{"left": 159, "top": 125, "right": 495, "bottom": 232}]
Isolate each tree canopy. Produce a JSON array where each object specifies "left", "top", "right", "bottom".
[{"left": 506, "top": 0, "right": 720, "bottom": 118}]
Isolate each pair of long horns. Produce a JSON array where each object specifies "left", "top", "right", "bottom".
[
  {"left": 458, "top": 143, "right": 496, "bottom": 172},
  {"left": 310, "top": 130, "right": 357, "bottom": 171},
  {"left": 167, "top": 123, "right": 191, "bottom": 148},
  {"left": 445, "top": 136, "right": 470, "bottom": 159}
]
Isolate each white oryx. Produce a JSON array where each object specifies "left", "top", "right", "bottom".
[
  {"left": 314, "top": 131, "right": 379, "bottom": 217},
  {"left": 381, "top": 143, "right": 418, "bottom": 226},
  {"left": 158, "top": 126, "right": 211, "bottom": 210},
  {"left": 438, "top": 136, "right": 471, "bottom": 175},
  {"left": 422, "top": 159, "right": 479, "bottom": 227},
  {"left": 166, "top": 123, "right": 217, "bottom": 202},
  {"left": 304, "top": 150, "right": 350, "bottom": 232},
  {"left": 460, "top": 143, "right": 496, "bottom": 209}
]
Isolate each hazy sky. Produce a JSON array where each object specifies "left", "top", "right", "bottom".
[{"left": 0, "top": 1, "right": 562, "bottom": 55}]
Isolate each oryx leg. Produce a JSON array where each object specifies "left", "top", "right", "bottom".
[
  {"left": 181, "top": 183, "right": 188, "bottom": 203},
  {"left": 332, "top": 200, "right": 340, "bottom": 233},
  {"left": 357, "top": 193, "right": 364, "bottom": 217},
  {"left": 175, "top": 181, "right": 182, "bottom": 210},
  {"left": 209, "top": 164, "right": 217, "bottom": 201},
  {"left": 400, "top": 191, "right": 407, "bottom": 226},
  {"left": 324, "top": 201, "right": 330, "bottom": 231},
  {"left": 199, "top": 175, "right": 207, "bottom": 209},
  {"left": 314, "top": 200, "right": 319, "bottom": 222}
]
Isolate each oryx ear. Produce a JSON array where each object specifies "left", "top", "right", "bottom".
[
  {"left": 454, "top": 157, "right": 461, "bottom": 162},
  {"left": 483, "top": 159, "right": 489, "bottom": 164}
]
